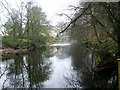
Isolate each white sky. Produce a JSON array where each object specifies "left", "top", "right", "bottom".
[
  {"left": 0, "top": 0, "right": 80, "bottom": 26},
  {"left": 0, "top": 0, "right": 119, "bottom": 27},
  {"left": 35, "top": 0, "right": 79, "bottom": 26}
]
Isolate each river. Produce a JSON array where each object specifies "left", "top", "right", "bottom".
[{"left": 0, "top": 43, "right": 118, "bottom": 89}]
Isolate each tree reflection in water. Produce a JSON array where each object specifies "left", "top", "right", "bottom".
[
  {"left": 1, "top": 47, "right": 52, "bottom": 88},
  {"left": 65, "top": 43, "right": 118, "bottom": 89},
  {"left": 0, "top": 44, "right": 118, "bottom": 89}
]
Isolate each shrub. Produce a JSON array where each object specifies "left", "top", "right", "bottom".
[{"left": 2, "top": 37, "right": 17, "bottom": 48}]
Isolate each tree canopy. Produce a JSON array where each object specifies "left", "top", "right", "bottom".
[{"left": 1, "top": 1, "right": 53, "bottom": 48}]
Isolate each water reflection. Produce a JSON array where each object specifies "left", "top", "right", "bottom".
[
  {"left": 67, "top": 43, "right": 118, "bottom": 89},
  {"left": 0, "top": 43, "right": 118, "bottom": 89},
  {"left": 25, "top": 49, "right": 52, "bottom": 88},
  {"left": 68, "top": 43, "right": 94, "bottom": 70},
  {"left": 0, "top": 47, "right": 52, "bottom": 88}
]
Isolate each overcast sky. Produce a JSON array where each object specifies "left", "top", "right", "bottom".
[
  {"left": 35, "top": 0, "right": 79, "bottom": 26},
  {"left": 0, "top": 0, "right": 79, "bottom": 26},
  {"left": 0, "top": 0, "right": 119, "bottom": 27}
]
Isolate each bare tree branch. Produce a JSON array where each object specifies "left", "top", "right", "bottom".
[
  {"left": 0, "top": 1, "right": 15, "bottom": 24},
  {"left": 58, "top": 13, "right": 73, "bottom": 21},
  {"left": 90, "top": 13, "right": 118, "bottom": 43},
  {"left": 102, "top": 3, "right": 120, "bottom": 24},
  {"left": 93, "top": 24, "right": 102, "bottom": 44},
  {"left": 68, "top": 5, "right": 80, "bottom": 11},
  {"left": 60, "top": 2, "right": 93, "bottom": 33}
]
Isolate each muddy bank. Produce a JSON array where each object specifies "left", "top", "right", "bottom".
[
  {"left": 1, "top": 48, "right": 31, "bottom": 59},
  {"left": 1, "top": 44, "right": 52, "bottom": 59}
]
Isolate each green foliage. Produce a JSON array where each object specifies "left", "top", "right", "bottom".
[
  {"left": 88, "top": 37, "right": 118, "bottom": 53},
  {"left": 2, "top": 1, "right": 53, "bottom": 49},
  {"left": 19, "top": 39, "right": 29, "bottom": 48},
  {"left": 68, "top": 2, "right": 120, "bottom": 55},
  {"left": 91, "top": 40, "right": 100, "bottom": 46},
  {"left": 2, "top": 37, "right": 17, "bottom": 48},
  {"left": 94, "top": 49, "right": 116, "bottom": 67}
]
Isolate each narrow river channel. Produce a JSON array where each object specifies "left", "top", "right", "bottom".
[{"left": 0, "top": 43, "right": 118, "bottom": 89}]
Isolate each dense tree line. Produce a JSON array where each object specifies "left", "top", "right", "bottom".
[
  {"left": 61, "top": 2, "right": 120, "bottom": 56},
  {"left": 0, "top": 1, "right": 52, "bottom": 49}
]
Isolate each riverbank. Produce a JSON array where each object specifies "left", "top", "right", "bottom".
[
  {"left": 1, "top": 42, "right": 118, "bottom": 74},
  {"left": 82, "top": 41, "right": 118, "bottom": 73},
  {"left": 1, "top": 42, "right": 54, "bottom": 59},
  {"left": 94, "top": 50, "right": 117, "bottom": 73},
  {"left": 0, "top": 42, "right": 118, "bottom": 89},
  {"left": 1, "top": 48, "right": 31, "bottom": 59},
  {"left": 1, "top": 44, "right": 50, "bottom": 59}
]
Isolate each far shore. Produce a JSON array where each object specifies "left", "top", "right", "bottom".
[{"left": 0, "top": 43, "right": 54, "bottom": 59}]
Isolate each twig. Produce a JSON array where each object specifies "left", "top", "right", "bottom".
[{"left": 60, "top": 2, "right": 93, "bottom": 33}]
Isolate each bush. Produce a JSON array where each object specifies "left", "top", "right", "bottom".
[
  {"left": 2, "top": 37, "right": 17, "bottom": 48},
  {"left": 2, "top": 37, "right": 30, "bottom": 48}
]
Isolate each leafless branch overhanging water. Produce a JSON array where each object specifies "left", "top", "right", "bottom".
[{"left": 60, "top": 2, "right": 93, "bottom": 33}]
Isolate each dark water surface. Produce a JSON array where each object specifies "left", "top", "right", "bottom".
[{"left": 0, "top": 43, "right": 118, "bottom": 89}]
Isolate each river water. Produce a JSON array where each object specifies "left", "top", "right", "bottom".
[{"left": 0, "top": 43, "right": 118, "bottom": 89}]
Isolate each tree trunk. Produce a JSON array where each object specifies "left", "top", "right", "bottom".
[
  {"left": 117, "top": 2, "right": 120, "bottom": 58},
  {"left": 93, "top": 25, "right": 102, "bottom": 44}
]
